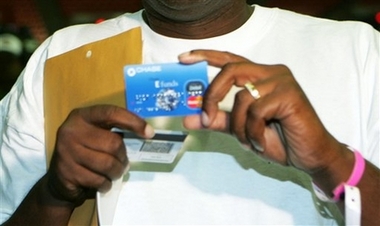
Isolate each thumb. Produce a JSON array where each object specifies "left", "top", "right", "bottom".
[
  {"left": 183, "top": 111, "right": 230, "bottom": 132},
  {"left": 183, "top": 115, "right": 203, "bottom": 130}
]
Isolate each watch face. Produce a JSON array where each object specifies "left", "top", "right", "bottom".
[{"left": 156, "top": 88, "right": 181, "bottom": 111}]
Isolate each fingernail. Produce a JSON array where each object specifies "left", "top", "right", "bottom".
[
  {"left": 201, "top": 111, "right": 210, "bottom": 127},
  {"left": 124, "top": 163, "right": 131, "bottom": 175},
  {"left": 249, "top": 139, "right": 264, "bottom": 152},
  {"left": 178, "top": 51, "right": 191, "bottom": 59},
  {"left": 178, "top": 52, "right": 196, "bottom": 63},
  {"left": 144, "top": 124, "right": 155, "bottom": 138},
  {"left": 240, "top": 143, "right": 251, "bottom": 150}
]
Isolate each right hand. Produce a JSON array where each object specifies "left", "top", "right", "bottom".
[
  {"left": 47, "top": 105, "right": 154, "bottom": 206},
  {"left": 181, "top": 50, "right": 345, "bottom": 173}
]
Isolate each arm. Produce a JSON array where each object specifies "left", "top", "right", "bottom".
[
  {"left": 3, "top": 105, "right": 154, "bottom": 225},
  {"left": 180, "top": 50, "right": 380, "bottom": 225},
  {"left": 2, "top": 174, "right": 75, "bottom": 226},
  {"left": 311, "top": 146, "right": 380, "bottom": 226}
]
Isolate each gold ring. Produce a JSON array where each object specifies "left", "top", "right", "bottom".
[{"left": 244, "top": 82, "right": 261, "bottom": 100}]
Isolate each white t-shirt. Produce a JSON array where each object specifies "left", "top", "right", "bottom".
[{"left": 0, "top": 5, "right": 379, "bottom": 225}]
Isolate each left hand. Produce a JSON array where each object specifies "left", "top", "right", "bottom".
[
  {"left": 180, "top": 50, "right": 344, "bottom": 174},
  {"left": 47, "top": 105, "right": 154, "bottom": 206}
]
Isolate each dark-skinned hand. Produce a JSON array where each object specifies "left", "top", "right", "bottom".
[
  {"left": 180, "top": 50, "right": 347, "bottom": 175},
  {"left": 46, "top": 105, "right": 154, "bottom": 206}
]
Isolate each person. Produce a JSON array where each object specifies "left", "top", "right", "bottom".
[{"left": 0, "top": 0, "right": 379, "bottom": 225}]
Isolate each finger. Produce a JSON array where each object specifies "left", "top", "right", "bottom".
[
  {"left": 50, "top": 157, "right": 113, "bottom": 203},
  {"left": 63, "top": 162, "right": 114, "bottom": 193},
  {"left": 182, "top": 115, "right": 202, "bottom": 129},
  {"left": 179, "top": 50, "right": 255, "bottom": 100},
  {"left": 57, "top": 117, "right": 128, "bottom": 166},
  {"left": 73, "top": 105, "right": 155, "bottom": 138},
  {"left": 201, "top": 63, "right": 261, "bottom": 127},
  {"left": 179, "top": 50, "right": 274, "bottom": 85},
  {"left": 229, "top": 90, "right": 254, "bottom": 144},
  {"left": 222, "top": 75, "right": 275, "bottom": 141},
  {"left": 179, "top": 50, "right": 250, "bottom": 128},
  {"left": 79, "top": 125, "right": 128, "bottom": 164},
  {"left": 74, "top": 145, "right": 128, "bottom": 181},
  {"left": 244, "top": 92, "right": 289, "bottom": 162},
  {"left": 265, "top": 122, "right": 288, "bottom": 164},
  {"left": 245, "top": 120, "right": 288, "bottom": 164},
  {"left": 54, "top": 133, "right": 128, "bottom": 181},
  {"left": 180, "top": 51, "right": 275, "bottom": 128},
  {"left": 178, "top": 50, "right": 249, "bottom": 67},
  {"left": 183, "top": 111, "right": 230, "bottom": 131}
]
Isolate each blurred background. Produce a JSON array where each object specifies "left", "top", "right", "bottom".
[{"left": 0, "top": 0, "right": 379, "bottom": 98}]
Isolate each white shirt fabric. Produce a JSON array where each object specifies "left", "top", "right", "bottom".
[{"left": 0, "top": 5, "right": 379, "bottom": 225}]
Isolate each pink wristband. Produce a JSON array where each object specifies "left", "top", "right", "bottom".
[{"left": 332, "top": 149, "right": 366, "bottom": 201}]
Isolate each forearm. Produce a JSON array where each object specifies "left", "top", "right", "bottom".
[
  {"left": 357, "top": 160, "right": 380, "bottom": 225},
  {"left": 311, "top": 144, "right": 380, "bottom": 225},
  {"left": 2, "top": 174, "right": 75, "bottom": 226}
]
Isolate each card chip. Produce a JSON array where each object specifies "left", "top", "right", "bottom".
[{"left": 140, "top": 141, "right": 174, "bottom": 153}]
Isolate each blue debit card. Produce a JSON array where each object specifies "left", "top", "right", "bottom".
[{"left": 124, "top": 61, "right": 208, "bottom": 118}]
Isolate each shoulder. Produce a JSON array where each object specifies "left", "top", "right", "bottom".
[
  {"left": 273, "top": 6, "right": 378, "bottom": 38},
  {"left": 260, "top": 5, "right": 379, "bottom": 55},
  {"left": 45, "top": 10, "right": 144, "bottom": 58}
]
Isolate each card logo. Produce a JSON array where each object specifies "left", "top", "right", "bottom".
[{"left": 127, "top": 66, "right": 162, "bottom": 77}]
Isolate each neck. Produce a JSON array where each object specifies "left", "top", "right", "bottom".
[{"left": 142, "top": 2, "right": 254, "bottom": 39}]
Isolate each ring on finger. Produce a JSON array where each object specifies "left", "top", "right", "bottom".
[{"left": 244, "top": 82, "right": 261, "bottom": 100}]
